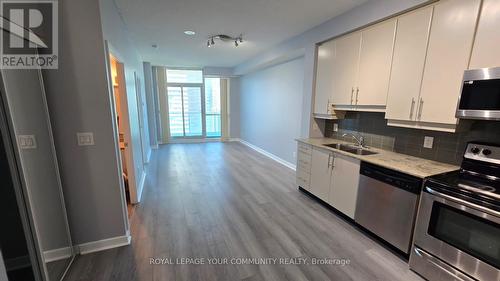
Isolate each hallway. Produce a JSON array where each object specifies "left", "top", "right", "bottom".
[{"left": 64, "top": 142, "right": 422, "bottom": 281}]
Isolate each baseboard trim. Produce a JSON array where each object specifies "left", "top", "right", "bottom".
[
  {"left": 43, "top": 247, "right": 73, "bottom": 263},
  {"left": 238, "top": 139, "right": 296, "bottom": 171},
  {"left": 137, "top": 170, "right": 147, "bottom": 202},
  {"left": 167, "top": 138, "right": 221, "bottom": 144},
  {"left": 78, "top": 234, "right": 131, "bottom": 255}
]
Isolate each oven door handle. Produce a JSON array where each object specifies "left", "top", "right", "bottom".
[
  {"left": 425, "top": 186, "right": 500, "bottom": 217},
  {"left": 414, "top": 247, "right": 475, "bottom": 281}
]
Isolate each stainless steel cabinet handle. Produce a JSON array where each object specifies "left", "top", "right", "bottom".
[
  {"left": 356, "top": 87, "right": 359, "bottom": 104},
  {"left": 331, "top": 154, "right": 336, "bottom": 169},
  {"left": 418, "top": 98, "right": 424, "bottom": 120},
  {"left": 351, "top": 87, "right": 354, "bottom": 105},
  {"left": 410, "top": 98, "right": 415, "bottom": 120},
  {"left": 327, "top": 153, "right": 332, "bottom": 168}
]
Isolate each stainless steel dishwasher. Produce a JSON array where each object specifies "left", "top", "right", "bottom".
[{"left": 355, "top": 162, "right": 422, "bottom": 254}]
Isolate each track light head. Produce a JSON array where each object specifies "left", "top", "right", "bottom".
[
  {"left": 234, "top": 40, "right": 239, "bottom": 47},
  {"left": 211, "top": 37, "right": 215, "bottom": 45}
]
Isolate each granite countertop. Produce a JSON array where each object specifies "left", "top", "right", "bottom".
[{"left": 296, "top": 138, "right": 459, "bottom": 178}]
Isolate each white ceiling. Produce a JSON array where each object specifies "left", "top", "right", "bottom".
[{"left": 114, "top": 0, "right": 368, "bottom": 68}]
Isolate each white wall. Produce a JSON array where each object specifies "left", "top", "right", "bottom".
[
  {"left": 239, "top": 57, "right": 305, "bottom": 164},
  {"left": 234, "top": 0, "right": 430, "bottom": 138},
  {"left": 42, "top": 0, "right": 128, "bottom": 245}
]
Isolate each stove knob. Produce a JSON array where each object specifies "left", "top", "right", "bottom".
[
  {"left": 483, "top": 149, "right": 492, "bottom": 156},
  {"left": 471, "top": 147, "right": 480, "bottom": 154}
]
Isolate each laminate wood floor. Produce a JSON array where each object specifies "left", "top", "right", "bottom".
[{"left": 64, "top": 142, "right": 424, "bottom": 281}]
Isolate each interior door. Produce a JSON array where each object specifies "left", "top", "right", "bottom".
[
  {"left": 134, "top": 72, "right": 146, "bottom": 164},
  {"left": 418, "top": 0, "right": 481, "bottom": 125},
  {"left": 356, "top": 19, "right": 397, "bottom": 106},
  {"left": 314, "top": 40, "right": 335, "bottom": 115},
  {"left": 331, "top": 32, "right": 361, "bottom": 106},
  {"left": 309, "top": 147, "right": 332, "bottom": 202},
  {"left": 385, "top": 6, "right": 433, "bottom": 121}
]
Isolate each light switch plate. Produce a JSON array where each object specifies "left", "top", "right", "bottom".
[
  {"left": 77, "top": 132, "right": 95, "bottom": 146},
  {"left": 423, "top": 136, "right": 434, "bottom": 149},
  {"left": 18, "top": 135, "right": 37, "bottom": 149},
  {"left": 333, "top": 123, "right": 339, "bottom": 132}
]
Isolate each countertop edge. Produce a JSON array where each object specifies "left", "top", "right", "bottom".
[{"left": 295, "top": 138, "right": 459, "bottom": 179}]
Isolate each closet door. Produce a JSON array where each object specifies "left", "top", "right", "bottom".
[
  {"left": 418, "top": 0, "right": 481, "bottom": 125},
  {"left": 356, "top": 19, "right": 397, "bottom": 106},
  {"left": 385, "top": 6, "right": 433, "bottom": 121},
  {"left": 331, "top": 32, "right": 361, "bottom": 106},
  {"left": 1, "top": 69, "right": 74, "bottom": 281},
  {"left": 314, "top": 40, "right": 335, "bottom": 115}
]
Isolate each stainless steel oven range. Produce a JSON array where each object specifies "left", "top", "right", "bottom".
[{"left": 410, "top": 142, "right": 500, "bottom": 281}]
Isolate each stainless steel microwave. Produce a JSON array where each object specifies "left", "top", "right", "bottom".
[{"left": 456, "top": 66, "right": 500, "bottom": 120}]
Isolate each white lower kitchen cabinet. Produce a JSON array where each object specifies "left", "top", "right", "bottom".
[
  {"left": 300, "top": 143, "right": 361, "bottom": 219},
  {"left": 309, "top": 147, "right": 333, "bottom": 202},
  {"left": 296, "top": 143, "right": 312, "bottom": 191},
  {"left": 328, "top": 153, "right": 360, "bottom": 219}
]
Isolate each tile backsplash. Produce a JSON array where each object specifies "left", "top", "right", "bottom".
[{"left": 325, "top": 112, "right": 500, "bottom": 165}]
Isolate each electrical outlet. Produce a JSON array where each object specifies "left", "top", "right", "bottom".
[
  {"left": 423, "top": 136, "right": 434, "bottom": 149},
  {"left": 77, "top": 132, "right": 95, "bottom": 146},
  {"left": 18, "top": 135, "right": 37, "bottom": 149},
  {"left": 333, "top": 123, "right": 339, "bottom": 132}
]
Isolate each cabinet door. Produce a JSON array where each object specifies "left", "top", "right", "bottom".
[
  {"left": 357, "top": 19, "right": 397, "bottom": 106},
  {"left": 386, "top": 7, "right": 433, "bottom": 121},
  {"left": 418, "top": 0, "right": 481, "bottom": 125},
  {"left": 328, "top": 154, "right": 360, "bottom": 219},
  {"left": 331, "top": 32, "right": 361, "bottom": 106},
  {"left": 309, "top": 147, "right": 332, "bottom": 202},
  {"left": 314, "top": 40, "right": 335, "bottom": 115},
  {"left": 469, "top": 0, "right": 500, "bottom": 69}
]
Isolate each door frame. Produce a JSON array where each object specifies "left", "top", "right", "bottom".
[{"left": 104, "top": 41, "right": 132, "bottom": 234}]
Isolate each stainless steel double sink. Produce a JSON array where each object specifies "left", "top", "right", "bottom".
[{"left": 323, "top": 143, "right": 378, "bottom": 156}]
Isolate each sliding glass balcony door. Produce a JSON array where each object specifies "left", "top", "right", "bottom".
[{"left": 167, "top": 86, "right": 203, "bottom": 138}]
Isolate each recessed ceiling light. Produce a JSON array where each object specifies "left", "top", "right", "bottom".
[{"left": 184, "top": 30, "right": 196, "bottom": 35}]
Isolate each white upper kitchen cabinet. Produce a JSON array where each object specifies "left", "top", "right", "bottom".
[
  {"left": 314, "top": 40, "right": 336, "bottom": 116},
  {"left": 309, "top": 147, "right": 333, "bottom": 202},
  {"left": 385, "top": 6, "right": 433, "bottom": 122},
  {"left": 469, "top": 0, "right": 500, "bottom": 69},
  {"left": 328, "top": 153, "right": 360, "bottom": 219},
  {"left": 418, "top": 0, "right": 481, "bottom": 125},
  {"left": 356, "top": 19, "right": 397, "bottom": 107},
  {"left": 331, "top": 32, "right": 361, "bottom": 106}
]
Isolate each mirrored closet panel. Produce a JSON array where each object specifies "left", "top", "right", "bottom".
[{"left": 0, "top": 67, "right": 74, "bottom": 281}]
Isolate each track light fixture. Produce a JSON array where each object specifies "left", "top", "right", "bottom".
[{"left": 207, "top": 34, "right": 243, "bottom": 48}]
